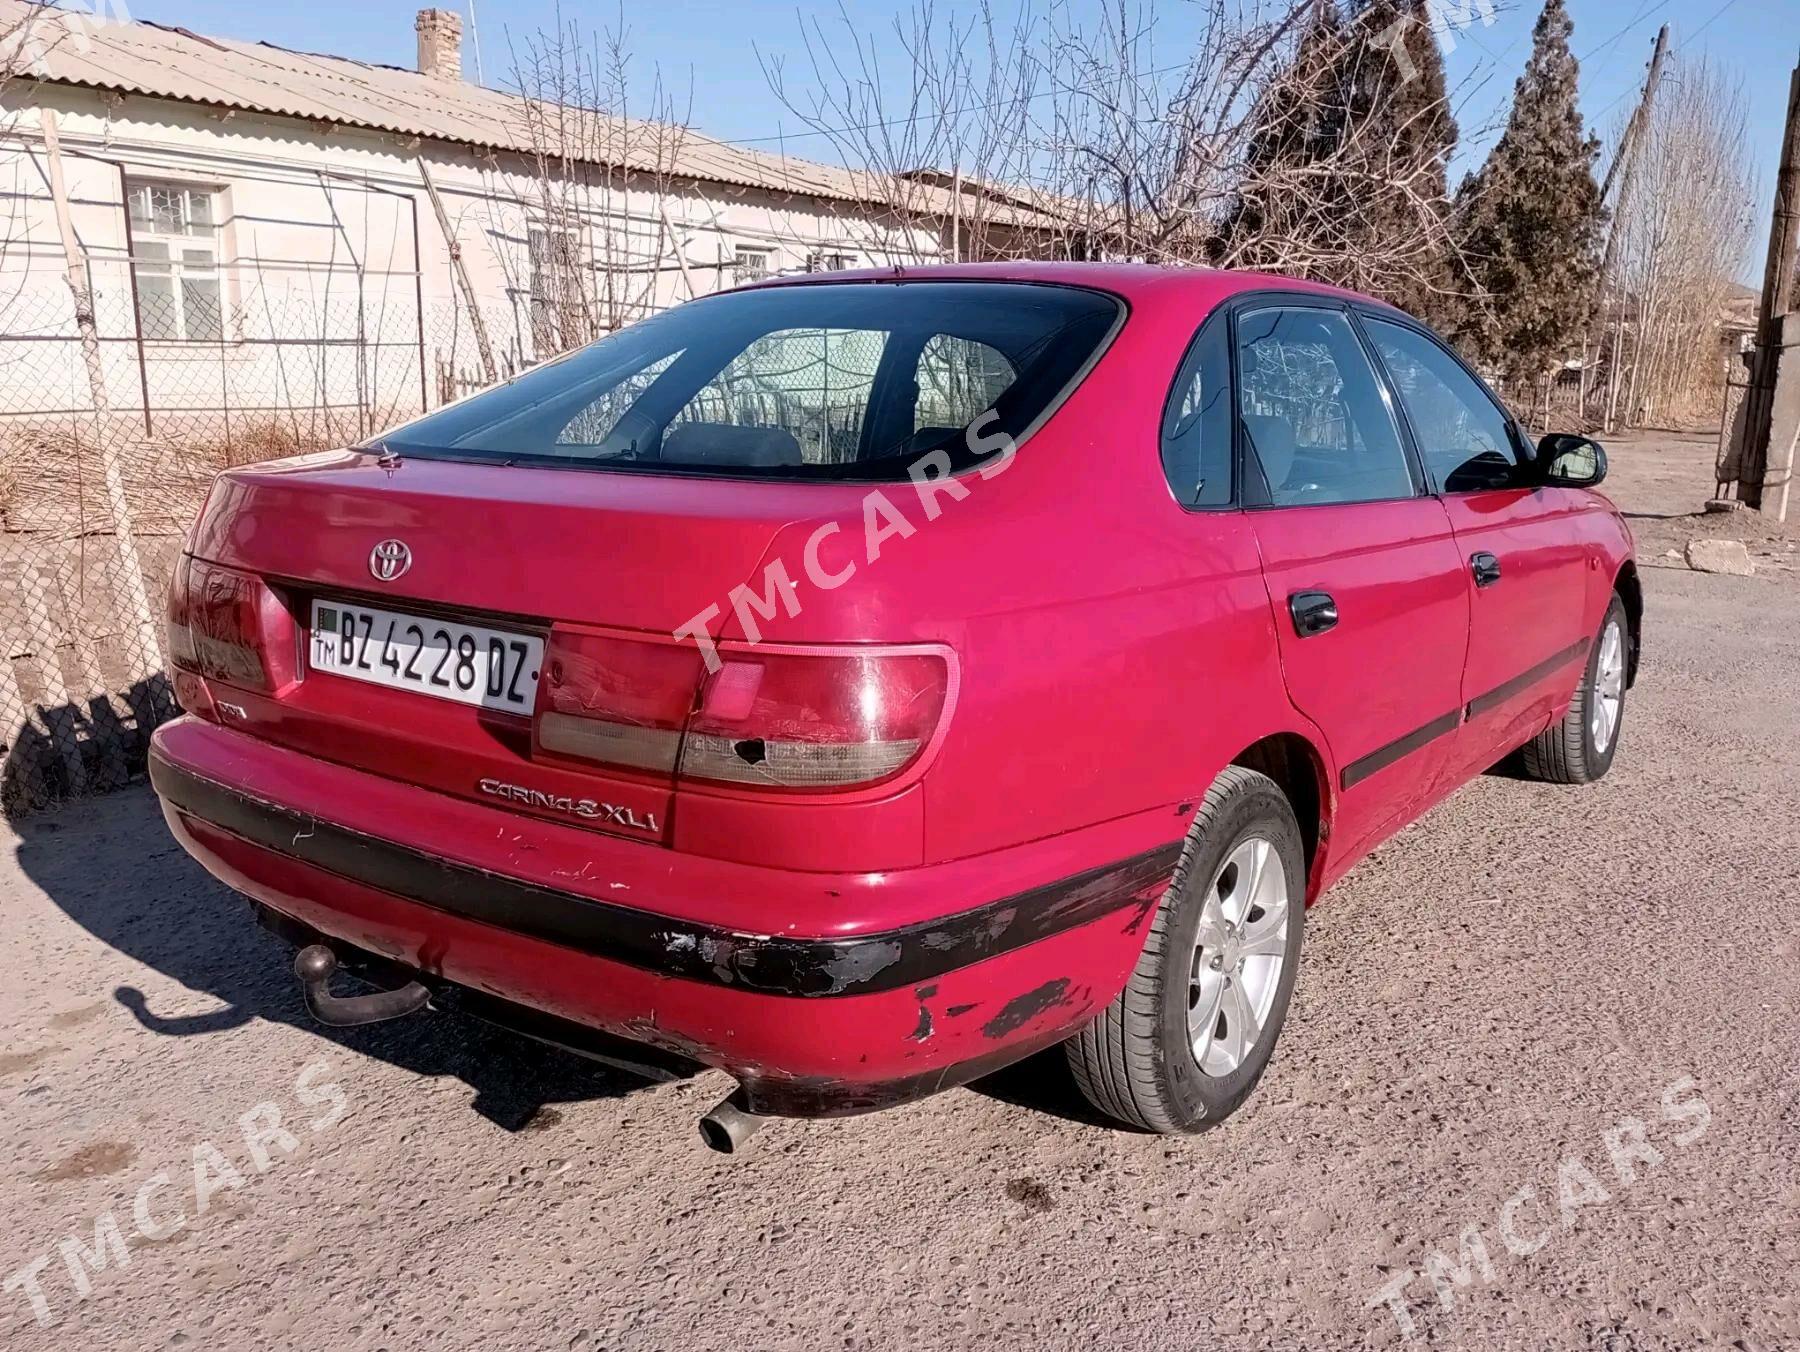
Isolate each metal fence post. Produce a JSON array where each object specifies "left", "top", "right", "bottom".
[{"left": 39, "top": 109, "right": 165, "bottom": 678}]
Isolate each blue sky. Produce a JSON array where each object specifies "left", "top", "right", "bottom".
[{"left": 116, "top": 0, "right": 1791, "bottom": 283}]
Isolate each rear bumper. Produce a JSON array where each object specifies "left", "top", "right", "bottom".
[{"left": 149, "top": 718, "right": 1179, "bottom": 1116}]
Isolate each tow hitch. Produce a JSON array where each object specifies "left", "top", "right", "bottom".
[{"left": 294, "top": 945, "right": 430, "bottom": 1026}]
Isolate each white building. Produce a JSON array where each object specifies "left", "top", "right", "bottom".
[
  {"left": 0, "top": 0, "right": 1074, "bottom": 807},
  {"left": 0, "top": 0, "right": 1066, "bottom": 450}
]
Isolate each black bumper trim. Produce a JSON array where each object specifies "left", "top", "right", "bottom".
[
  {"left": 1463, "top": 638, "right": 1590, "bottom": 721},
  {"left": 151, "top": 750, "right": 1181, "bottom": 1000},
  {"left": 253, "top": 902, "right": 1061, "bottom": 1118},
  {"left": 1338, "top": 638, "right": 1593, "bottom": 792}
]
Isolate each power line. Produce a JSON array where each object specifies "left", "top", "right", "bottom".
[
  {"left": 713, "top": 57, "right": 1198, "bottom": 151},
  {"left": 1588, "top": 0, "right": 1746, "bottom": 124},
  {"left": 1580, "top": 0, "right": 1668, "bottom": 65},
  {"left": 709, "top": 0, "right": 1746, "bottom": 162},
  {"left": 1678, "top": 0, "right": 1746, "bottom": 48}
]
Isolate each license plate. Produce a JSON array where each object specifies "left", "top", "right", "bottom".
[{"left": 309, "top": 600, "right": 543, "bottom": 714}]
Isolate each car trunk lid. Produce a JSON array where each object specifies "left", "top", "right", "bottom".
[{"left": 180, "top": 450, "right": 809, "bottom": 840}]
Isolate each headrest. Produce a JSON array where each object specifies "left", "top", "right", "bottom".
[
  {"left": 1242, "top": 413, "right": 1297, "bottom": 492},
  {"left": 662, "top": 422, "right": 805, "bottom": 467}
]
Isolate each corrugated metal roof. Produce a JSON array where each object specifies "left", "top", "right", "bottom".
[{"left": 0, "top": 0, "right": 1049, "bottom": 221}]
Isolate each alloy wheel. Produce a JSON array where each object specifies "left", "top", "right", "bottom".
[
  {"left": 1187, "top": 835, "right": 1291, "bottom": 1078},
  {"left": 1592, "top": 618, "right": 1625, "bottom": 755}
]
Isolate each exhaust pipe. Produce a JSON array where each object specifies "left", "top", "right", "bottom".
[{"left": 698, "top": 1090, "right": 765, "bottom": 1154}]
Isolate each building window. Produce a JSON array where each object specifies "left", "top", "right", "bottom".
[
  {"left": 732, "top": 247, "right": 772, "bottom": 286},
  {"left": 529, "top": 226, "right": 588, "bottom": 357},
  {"left": 806, "top": 251, "right": 858, "bottom": 273},
  {"left": 127, "top": 180, "right": 223, "bottom": 342}
]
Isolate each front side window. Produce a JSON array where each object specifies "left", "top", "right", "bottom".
[
  {"left": 127, "top": 180, "right": 223, "bottom": 342},
  {"left": 378, "top": 281, "right": 1121, "bottom": 479},
  {"left": 1362, "top": 317, "right": 1519, "bottom": 493},
  {"left": 1235, "top": 306, "right": 1414, "bottom": 507}
]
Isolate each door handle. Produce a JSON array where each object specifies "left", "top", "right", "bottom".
[
  {"left": 1288, "top": 590, "right": 1339, "bottom": 638},
  {"left": 1471, "top": 552, "right": 1502, "bottom": 588}
]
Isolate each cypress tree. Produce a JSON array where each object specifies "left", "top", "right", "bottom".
[
  {"left": 1339, "top": 0, "right": 1459, "bottom": 320},
  {"left": 1451, "top": 0, "right": 1604, "bottom": 386},
  {"left": 1216, "top": 0, "right": 1458, "bottom": 319},
  {"left": 1215, "top": 1, "right": 1350, "bottom": 268}
]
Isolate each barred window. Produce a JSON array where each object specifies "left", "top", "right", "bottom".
[
  {"left": 127, "top": 181, "right": 223, "bottom": 342},
  {"left": 732, "top": 247, "right": 772, "bottom": 286}
]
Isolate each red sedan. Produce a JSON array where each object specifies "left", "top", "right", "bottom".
[{"left": 152, "top": 264, "right": 1640, "bottom": 1149}]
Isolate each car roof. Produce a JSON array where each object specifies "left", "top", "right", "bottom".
[{"left": 747, "top": 260, "right": 1389, "bottom": 312}]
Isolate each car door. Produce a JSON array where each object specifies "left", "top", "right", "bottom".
[
  {"left": 1358, "top": 314, "right": 1595, "bottom": 782},
  {"left": 1234, "top": 301, "right": 1472, "bottom": 860}
]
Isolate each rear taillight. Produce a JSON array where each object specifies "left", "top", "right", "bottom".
[
  {"left": 533, "top": 629, "right": 704, "bottom": 776},
  {"left": 165, "top": 556, "right": 200, "bottom": 673},
  {"left": 166, "top": 558, "right": 285, "bottom": 693},
  {"left": 679, "top": 648, "right": 951, "bottom": 791},
  {"left": 532, "top": 633, "right": 953, "bottom": 793}
]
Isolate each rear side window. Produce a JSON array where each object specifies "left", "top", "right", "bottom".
[
  {"left": 1235, "top": 307, "right": 1415, "bottom": 508},
  {"left": 1362, "top": 317, "right": 1519, "bottom": 493},
  {"left": 1161, "top": 318, "right": 1233, "bottom": 507},
  {"left": 378, "top": 283, "right": 1121, "bottom": 480}
]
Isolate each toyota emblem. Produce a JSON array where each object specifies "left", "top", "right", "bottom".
[{"left": 369, "top": 539, "right": 412, "bottom": 582}]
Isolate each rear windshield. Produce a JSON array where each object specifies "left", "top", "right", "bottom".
[{"left": 372, "top": 282, "right": 1122, "bottom": 480}]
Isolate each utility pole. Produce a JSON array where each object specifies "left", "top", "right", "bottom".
[
  {"left": 1737, "top": 53, "right": 1800, "bottom": 508},
  {"left": 1589, "top": 26, "right": 1669, "bottom": 433},
  {"left": 1600, "top": 26, "right": 1670, "bottom": 206}
]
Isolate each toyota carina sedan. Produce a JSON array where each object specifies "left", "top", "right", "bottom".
[{"left": 151, "top": 263, "right": 1640, "bottom": 1150}]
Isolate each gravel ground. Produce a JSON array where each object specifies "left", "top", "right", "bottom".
[{"left": 3, "top": 431, "right": 1798, "bottom": 1352}]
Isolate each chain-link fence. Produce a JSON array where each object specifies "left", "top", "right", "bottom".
[{"left": 0, "top": 237, "right": 530, "bottom": 814}]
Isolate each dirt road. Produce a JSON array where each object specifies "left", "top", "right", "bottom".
[{"left": 3, "top": 432, "right": 1797, "bottom": 1351}]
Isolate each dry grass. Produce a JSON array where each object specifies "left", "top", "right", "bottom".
[{"left": 0, "top": 416, "right": 349, "bottom": 539}]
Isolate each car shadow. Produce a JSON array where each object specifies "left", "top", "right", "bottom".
[
  {"left": 1481, "top": 749, "right": 1537, "bottom": 782},
  {"left": 10, "top": 785, "right": 678, "bottom": 1131},
  {"left": 966, "top": 1047, "right": 1124, "bottom": 1130}
]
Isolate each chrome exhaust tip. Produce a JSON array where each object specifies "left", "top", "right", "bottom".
[{"left": 698, "top": 1090, "right": 765, "bottom": 1155}]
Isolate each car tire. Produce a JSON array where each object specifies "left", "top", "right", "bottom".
[
  {"left": 1066, "top": 766, "right": 1306, "bottom": 1134},
  {"left": 1520, "top": 595, "right": 1629, "bottom": 786}
]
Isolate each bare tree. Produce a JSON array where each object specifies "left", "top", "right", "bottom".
[
  {"left": 759, "top": 0, "right": 1479, "bottom": 310},
  {"left": 1605, "top": 56, "right": 1758, "bottom": 431},
  {"left": 505, "top": 6, "right": 694, "bottom": 353},
  {"left": 759, "top": 0, "right": 1050, "bottom": 262},
  {"left": 1213, "top": 0, "right": 1479, "bottom": 320}
]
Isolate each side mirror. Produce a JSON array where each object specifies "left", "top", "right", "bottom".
[{"left": 1535, "top": 433, "right": 1607, "bottom": 488}]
